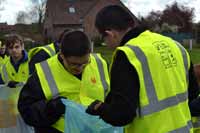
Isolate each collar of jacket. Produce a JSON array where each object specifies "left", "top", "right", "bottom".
[
  {"left": 120, "top": 25, "right": 147, "bottom": 46},
  {"left": 53, "top": 41, "right": 60, "bottom": 53}
]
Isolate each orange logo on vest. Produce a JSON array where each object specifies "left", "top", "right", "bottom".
[{"left": 91, "top": 77, "right": 96, "bottom": 84}]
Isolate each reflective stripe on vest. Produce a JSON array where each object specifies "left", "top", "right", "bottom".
[
  {"left": 40, "top": 61, "right": 59, "bottom": 98},
  {"left": 44, "top": 45, "right": 56, "bottom": 57},
  {"left": 127, "top": 45, "right": 189, "bottom": 116},
  {"left": 39, "top": 54, "right": 108, "bottom": 97},
  {"left": 2, "top": 60, "right": 29, "bottom": 84},
  {"left": 92, "top": 53, "right": 109, "bottom": 97},
  {"left": 175, "top": 41, "right": 189, "bottom": 84},
  {"left": 2, "top": 64, "right": 8, "bottom": 83},
  {"left": 126, "top": 44, "right": 191, "bottom": 132}
]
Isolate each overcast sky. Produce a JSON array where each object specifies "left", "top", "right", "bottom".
[
  {"left": 0, "top": 0, "right": 31, "bottom": 24},
  {"left": 0, "top": 0, "right": 200, "bottom": 25}
]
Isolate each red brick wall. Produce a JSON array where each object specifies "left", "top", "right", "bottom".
[
  {"left": 43, "top": 0, "right": 136, "bottom": 42},
  {"left": 83, "top": 0, "right": 126, "bottom": 39}
]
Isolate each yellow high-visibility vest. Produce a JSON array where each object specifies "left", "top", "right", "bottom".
[
  {"left": 1, "top": 57, "right": 29, "bottom": 83},
  {"left": 28, "top": 43, "right": 56, "bottom": 59},
  {"left": 0, "top": 55, "right": 9, "bottom": 69},
  {"left": 111, "top": 30, "right": 192, "bottom": 133},
  {"left": 35, "top": 53, "right": 110, "bottom": 132}
]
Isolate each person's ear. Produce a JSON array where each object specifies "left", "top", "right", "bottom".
[
  {"left": 105, "top": 30, "right": 114, "bottom": 38},
  {"left": 105, "top": 29, "right": 119, "bottom": 39}
]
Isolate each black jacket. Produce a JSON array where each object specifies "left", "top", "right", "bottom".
[
  {"left": 18, "top": 55, "right": 82, "bottom": 133},
  {"left": 95, "top": 27, "right": 200, "bottom": 126}
]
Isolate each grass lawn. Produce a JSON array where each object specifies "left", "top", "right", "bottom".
[
  {"left": 93, "top": 46, "right": 114, "bottom": 65},
  {"left": 188, "top": 48, "right": 200, "bottom": 64},
  {"left": 94, "top": 46, "right": 200, "bottom": 65}
]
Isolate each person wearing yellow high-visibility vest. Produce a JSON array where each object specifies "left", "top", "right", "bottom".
[
  {"left": 86, "top": 5, "right": 199, "bottom": 133},
  {"left": 18, "top": 30, "right": 110, "bottom": 133},
  {"left": 0, "top": 34, "right": 29, "bottom": 86},
  {"left": 0, "top": 34, "right": 34, "bottom": 133},
  {"left": 0, "top": 39, "right": 9, "bottom": 69},
  {"left": 28, "top": 42, "right": 58, "bottom": 74},
  {"left": 28, "top": 29, "right": 71, "bottom": 74}
]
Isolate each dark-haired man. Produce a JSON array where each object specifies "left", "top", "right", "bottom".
[
  {"left": 0, "top": 34, "right": 29, "bottom": 85},
  {"left": 18, "top": 30, "right": 110, "bottom": 133},
  {"left": 86, "top": 5, "right": 199, "bottom": 133}
]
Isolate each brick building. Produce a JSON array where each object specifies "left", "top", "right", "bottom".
[
  {"left": 43, "top": 0, "right": 138, "bottom": 42},
  {"left": 0, "top": 23, "right": 15, "bottom": 34}
]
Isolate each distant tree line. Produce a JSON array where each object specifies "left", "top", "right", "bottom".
[
  {"left": 137, "top": 2, "right": 200, "bottom": 44},
  {"left": 139, "top": 1, "right": 194, "bottom": 33}
]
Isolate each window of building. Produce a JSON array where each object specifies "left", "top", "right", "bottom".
[{"left": 69, "top": 7, "right": 75, "bottom": 13}]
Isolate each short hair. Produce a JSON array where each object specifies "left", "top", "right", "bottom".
[
  {"left": 57, "top": 28, "right": 72, "bottom": 44},
  {"left": 95, "top": 5, "right": 137, "bottom": 36},
  {"left": 61, "top": 30, "right": 91, "bottom": 57},
  {"left": 5, "top": 34, "right": 24, "bottom": 48}
]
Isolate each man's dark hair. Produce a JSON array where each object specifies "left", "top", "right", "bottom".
[
  {"left": 95, "top": 5, "right": 137, "bottom": 36},
  {"left": 61, "top": 30, "right": 91, "bottom": 57},
  {"left": 57, "top": 28, "right": 72, "bottom": 44},
  {"left": 5, "top": 34, "right": 23, "bottom": 48}
]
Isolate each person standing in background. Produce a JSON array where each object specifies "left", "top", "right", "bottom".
[
  {"left": 0, "top": 34, "right": 29, "bottom": 87},
  {"left": 0, "top": 38, "right": 8, "bottom": 68},
  {"left": 28, "top": 29, "right": 71, "bottom": 74}
]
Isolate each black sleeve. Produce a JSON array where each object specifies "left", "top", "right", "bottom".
[
  {"left": 188, "top": 62, "right": 200, "bottom": 103},
  {"left": 98, "top": 51, "right": 139, "bottom": 126},
  {"left": 188, "top": 62, "right": 200, "bottom": 116},
  {"left": 29, "top": 50, "right": 51, "bottom": 74},
  {"left": 18, "top": 72, "right": 64, "bottom": 127}
]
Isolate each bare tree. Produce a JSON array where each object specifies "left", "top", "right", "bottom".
[
  {"left": 30, "top": 0, "right": 47, "bottom": 31},
  {"left": 15, "top": 0, "right": 46, "bottom": 30},
  {"left": 16, "top": 11, "right": 29, "bottom": 24},
  {"left": 0, "top": 0, "right": 6, "bottom": 18}
]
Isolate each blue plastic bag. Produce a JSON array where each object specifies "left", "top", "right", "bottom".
[{"left": 62, "top": 99, "right": 123, "bottom": 133}]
